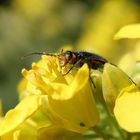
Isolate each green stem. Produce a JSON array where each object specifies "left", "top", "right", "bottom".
[
  {"left": 90, "top": 74, "right": 127, "bottom": 139},
  {"left": 91, "top": 126, "right": 109, "bottom": 140},
  {"left": 101, "top": 96, "right": 126, "bottom": 140}
]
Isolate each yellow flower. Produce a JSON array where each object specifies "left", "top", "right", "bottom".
[
  {"left": 0, "top": 54, "right": 98, "bottom": 139},
  {"left": 22, "top": 55, "right": 99, "bottom": 132},
  {"left": 110, "top": 23, "right": 140, "bottom": 132},
  {"left": 114, "top": 84, "right": 140, "bottom": 132},
  {"left": 102, "top": 63, "right": 140, "bottom": 132}
]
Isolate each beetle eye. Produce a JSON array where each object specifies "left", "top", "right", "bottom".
[{"left": 65, "top": 51, "right": 72, "bottom": 60}]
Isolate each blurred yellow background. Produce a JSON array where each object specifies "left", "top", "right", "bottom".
[{"left": 0, "top": 0, "right": 139, "bottom": 114}]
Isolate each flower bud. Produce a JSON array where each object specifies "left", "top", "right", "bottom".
[{"left": 102, "top": 63, "right": 133, "bottom": 112}]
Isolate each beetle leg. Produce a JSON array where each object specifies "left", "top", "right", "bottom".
[
  {"left": 62, "top": 59, "right": 83, "bottom": 76},
  {"left": 89, "top": 75, "right": 96, "bottom": 88}
]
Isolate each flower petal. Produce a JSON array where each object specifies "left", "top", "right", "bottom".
[
  {"left": 49, "top": 64, "right": 89, "bottom": 100},
  {"left": 114, "top": 84, "right": 140, "bottom": 132},
  {"left": 43, "top": 65, "right": 99, "bottom": 132},
  {"left": 114, "top": 23, "right": 140, "bottom": 39},
  {"left": 0, "top": 95, "right": 41, "bottom": 136}
]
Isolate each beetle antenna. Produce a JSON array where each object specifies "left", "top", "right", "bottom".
[{"left": 21, "top": 52, "right": 57, "bottom": 60}]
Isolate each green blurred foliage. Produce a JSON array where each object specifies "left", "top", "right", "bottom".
[{"left": 0, "top": 0, "right": 140, "bottom": 114}]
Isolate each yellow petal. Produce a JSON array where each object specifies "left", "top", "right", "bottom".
[
  {"left": 1, "top": 130, "right": 20, "bottom": 140},
  {"left": 114, "top": 84, "right": 140, "bottom": 132},
  {"left": 114, "top": 23, "right": 140, "bottom": 39},
  {"left": 0, "top": 95, "right": 41, "bottom": 136},
  {"left": 70, "top": 64, "right": 89, "bottom": 93},
  {"left": 30, "top": 108, "right": 52, "bottom": 130},
  {"left": 22, "top": 68, "right": 55, "bottom": 95},
  {"left": 43, "top": 65, "right": 99, "bottom": 132},
  {"left": 1, "top": 131, "right": 15, "bottom": 140},
  {"left": 49, "top": 64, "right": 89, "bottom": 100},
  {"left": 14, "top": 122, "right": 37, "bottom": 140},
  {"left": 22, "top": 56, "right": 67, "bottom": 96},
  {"left": 17, "top": 78, "right": 27, "bottom": 94}
]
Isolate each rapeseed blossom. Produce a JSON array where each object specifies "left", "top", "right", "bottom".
[
  {"left": 1, "top": 23, "right": 140, "bottom": 139},
  {"left": 0, "top": 55, "right": 99, "bottom": 139},
  {"left": 102, "top": 63, "right": 140, "bottom": 132},
  {"left": 111, "top": 23, "right": 140, "bottom": 132}
]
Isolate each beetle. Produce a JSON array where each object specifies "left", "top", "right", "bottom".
[
  {"left": 24, "top": 50, "right": 107, "bottom": 75},
  {"left": 23, "top": 50, "right": 136, "bottom": 87},
  {"left": 57, "top": 50, "right": 107, "bottom": 75}
]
